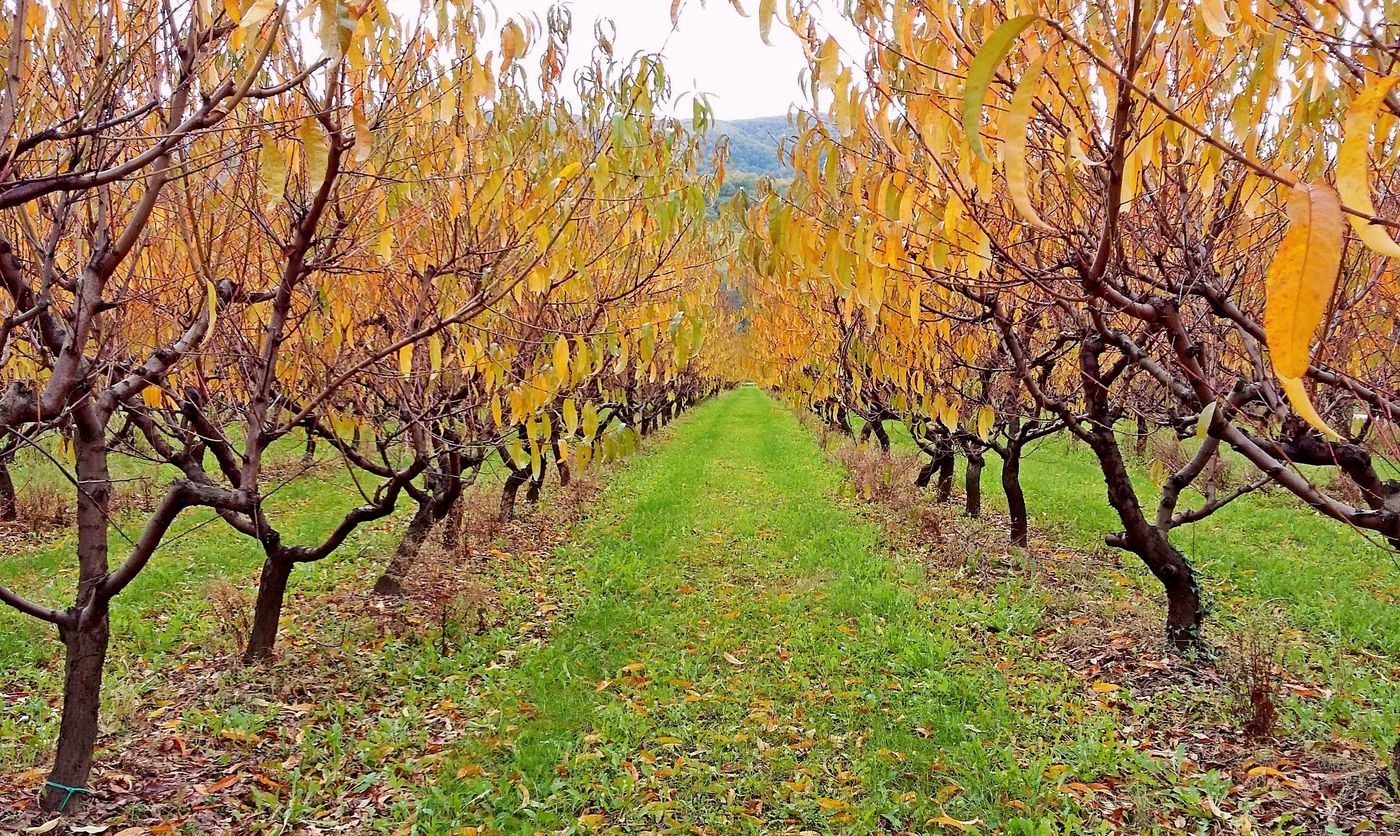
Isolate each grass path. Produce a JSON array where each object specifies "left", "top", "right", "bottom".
[{"left": 411, "top": 387, "right": 1123, "bottom": 833}]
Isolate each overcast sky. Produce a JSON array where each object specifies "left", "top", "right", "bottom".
[{"left": 492, "top": 0, "right": 848, "bottom": 120}]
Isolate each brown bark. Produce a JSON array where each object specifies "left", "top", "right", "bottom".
[
  {"left": 964, "top": 450, "right": 984, "bottom": 518},
  {"left": 42, "top": 410, "right": 111, "bottom": 813},
  {"left": 1001, "top": 446, "right": 1030, "bottom": 548},
  {"left": 1080, "top": 337, "right": 1203, "bottom": 649},
  {"left": 500, "top": 468, "right": 528, "bottom": 523},
  {"left": 373, "top": 502, "right": 436, "bottom": 596},
  {"left": 42, "top": 610, "right": 110, "bottom": 813},
  {"left": 244, "top": 556, "right": 293, "bottom": 663},
  {"left": 936, "top": 454, "right": 955, "bottom": 503},
  {"left": 1090, "top": 426, "right": 1203, "bottom": 649},
  {"left": 860, "top": 415, "right": 891, "bottom": 452},
  {"left": 0, "top": 453, "right": 14, "bottom": 521},
  {"left": 441, "top": 499, "right": 464, "bottom": 550}
]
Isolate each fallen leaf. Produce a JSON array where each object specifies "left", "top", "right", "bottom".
[
  {"left": 201, "top": 773, "right": 241, "bottom": 794},
  {"left": 928, "top": 813, "right": 982, "bottom": 831},
  {"left": 723, "top": 652, "right": 745, "bottom": 666}
]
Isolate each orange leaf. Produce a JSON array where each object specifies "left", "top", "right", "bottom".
[{"left": 203, "top": 773, "right": 241, "bottom": 794}]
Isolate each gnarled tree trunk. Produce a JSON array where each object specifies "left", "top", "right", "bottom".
[
  {"left": 1001, "top": 444, "right": 1030, "bottom": 548},
  {"left": 0, "top": 454, "right": 15, "bottom": 522},
  {"left": 245, "top": 555, "right": 293, "bottom": 663},
  {"left": 373, "top": 502, "right": 437, "bottom": 597},
  {"left": 500, "top": 467, "right": 529, "bottom": 523},
  {"left": 964, "top": 448, "right": 985, "bottom": 517},
  {"left": 42, "top": 410, "right": 112, "bottom": 813},
  {"left": 1090, "top": 423, "right": 1202, "bottom": 649}
]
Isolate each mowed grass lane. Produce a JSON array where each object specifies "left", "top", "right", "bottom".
[{"left": 413, "top": 387, "right": 1142, "bottom": 833}]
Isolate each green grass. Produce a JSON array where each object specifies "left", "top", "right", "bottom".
[
  {"left": 394, "top": 389, "right": 1262, "bottom": 832},
  {"left": 3, "top": 390, "right": 1397, "bottom": 833},
  {"left": 0, "top": 437, "right": 412, "bottom": 767},
  {"left": 871, "top": 417, "right": 1400, "bottom": 754}
]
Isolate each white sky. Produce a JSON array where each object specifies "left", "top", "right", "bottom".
[{"left": 489, "top": 0, "right": 845, "bottom": 120}]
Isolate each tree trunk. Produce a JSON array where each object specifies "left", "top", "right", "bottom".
[
  {"left": 301, "top": 427, "right": 316, "bottom": 467},
  {"left": 525, "top": 462, "right": 545, "bottom": 504},
  {"left": 1001, "top": 445, "right": 1030, "bottom": 548},
  {"left": 964, "top": 451, "right": 984, "bottom": 517},
  {"left": 373, "top": 501, "right": 436, "bottom": 596},
  {"left": 873, "top": 419, "right": 891, "bottom": 452},
  {"left": 1090, "top": 428, "right": 1203, "bottom": 649},
  {"left": 936, "top": 456, "right": 954, "bottom": 502},
  {"left": 43, "top": 410, "right": 112, "bottom": 813},
  {"left": 556, "top": 457, "right": 572, "bottom": 488},
  {"left": 0, "top": 455, "right": 15, "bottom": 521},
  {"left": 43, "top": 609, "right": 110, "bottom": 813},
  {"left": 915, "top": 457, "right": 936, "bottom": 488},
  {"left": 500, "top": 468, "right": 528, "bottom": 523},
  {"left": 1134, "top": 412, "right": 1149, "bottom": 457},
  {"left": 834, "top": 405, "right": 853, "bottom": 436},
  {"left": 441, "top": 498, "right": 464, "bottom": 550},
  {"left": 244, "top": 556, "right": 293, "bottom": 663},
  {"left": 1080, "top": 340, "right": 1202, "bottom": 649}
]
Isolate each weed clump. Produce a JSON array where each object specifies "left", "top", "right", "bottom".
[{"left": 1224, "top": 628, "right": 1281, "bottom": 739}]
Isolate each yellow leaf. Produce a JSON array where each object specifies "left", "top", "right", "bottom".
[
  {"left": 239, "top": 0, "right": 276, "bottom": 32},
  {"left": 758, "top": 0, "right": 775, "bottom": 45},
  {"left": 376, "top": 228, "right": 393, "bottom": 264},
  {"left": 962, "top": 15, "right": 1041, "bottom": 163},
  {"left": 577, "top": 813, "right": 605, "bottom": 828},
  {"left": 1005, "top": 54, "right": 1051, "bottom": 231},
  {"left": 299, "top": 118, "right": 329, "bottom": 189},
  {"left": 1278, "top": 375, "right": 1342, "bottom": 440},
  {"left": 1337, "top": 76, "right": 1400, "bottom": 259},
  {"left": 976, "top": 406, "right": 995, "bottom": 440},
  {"left": 258, "top": 135, "right": 286, "bottom": 211},
  {"left": 1089, "top": 682, "right": 1120, "bottom": 693},
  {"left": 563, "top": 399, "right": 579, "bottom": 434},
  {"left": 352, "top": 102, "right": 373, "bottom": 164},
  {"left": 1264, "top": 183, "right": 1342, "bottom": 379},
  {"left": 556, "top": 160, "right": 583, "bottom": 181},
  {"left": 398, "top": 344, "right": 413, "bottom": 379},
  {"left": 928, "top": 813, "right": 982, "bottom": 831},
  {"left": 553, "top": 336, "right": 570, "bottom": 381},
  {"left": 1199, "top": 0, "right": 1234, "bottom": 38}
]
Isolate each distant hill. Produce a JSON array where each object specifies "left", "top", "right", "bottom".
[{"left": 700, "top": 116, "right": 794, "bottom": 201}]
